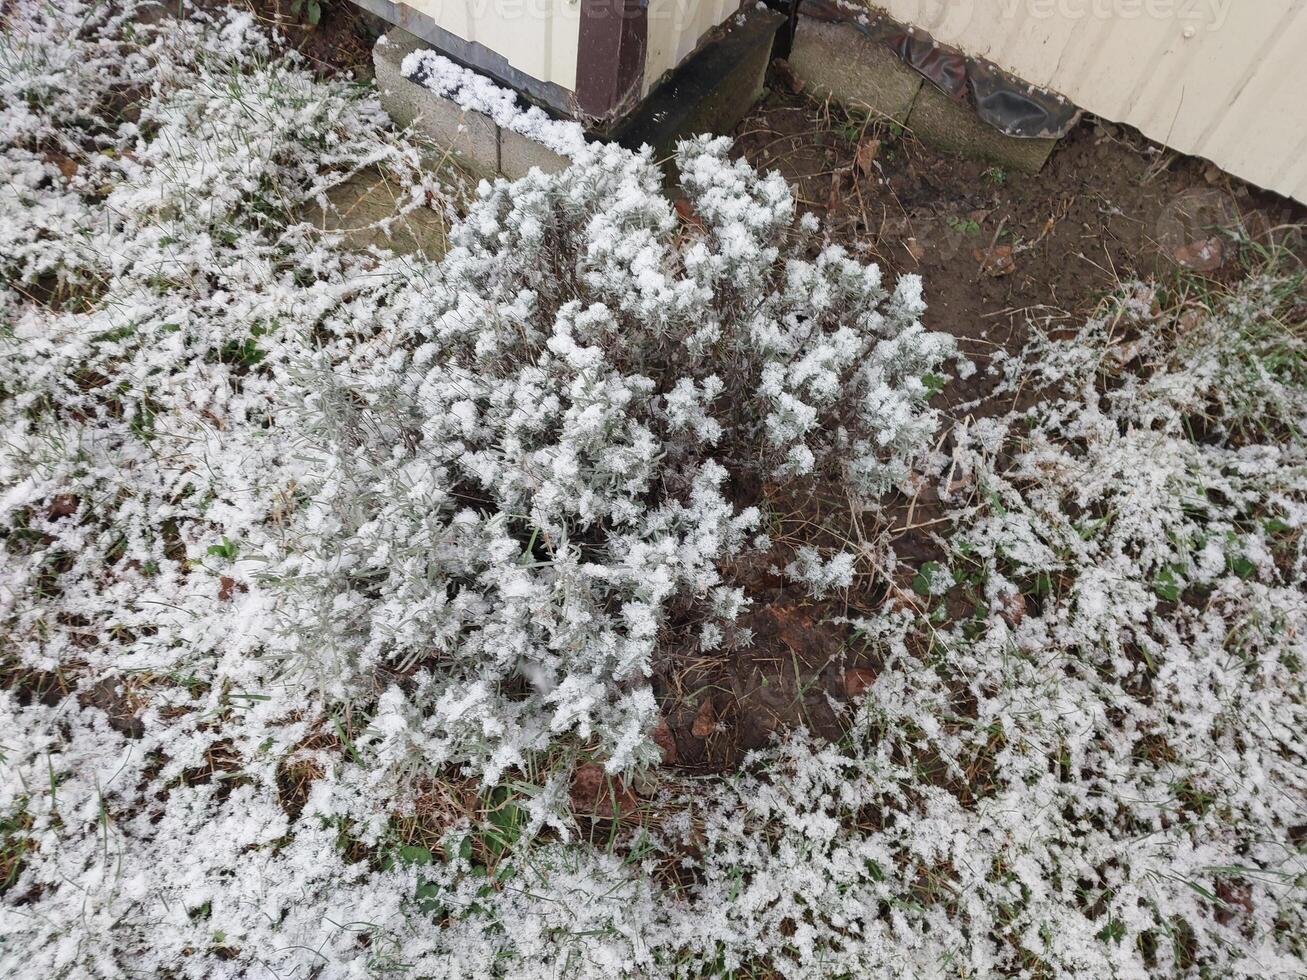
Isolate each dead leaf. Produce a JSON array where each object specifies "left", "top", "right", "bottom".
[
  {"left": 843, "top": 667, "right": 877, "bottom": 699},
  {"left": 48, "top": 493, "right": 79, "bottom": 519},
  {"left": 973, "top": 243, "right": 1015, "bottom": 277},
  {"left": 855, "top": 138, "right": 881, "bottom": 177},
  {"left": 904, "top": 237, "right": 926, "bottom": 262},
  {"left": 691, "top": 697, "right": 718, "bottom": 738},
  {"left": 1172, "top": 236, "right": 1225, "bottom": 272},
  {"left": 826, "top": 170, "right": 846, "bottom": 213},
  {"left": 570, "top": 762, "right": 639, "bottom": 818},
  {"left": 652, "top": 717, "right": 678, "bottom": 764},
  {"left": 1106, "top": 340, "right": 1142, "bottom": 368},
  {"left": 996, "top": 590, "right": 1026, "bottom": 627},
  {"left": 218, "top": 576, "right": 244, "bottom": 602},
  {"left": 1214, "top": 879, "right": 1254, "bottom": 926},
  {"left": 1130, "top": 284, "right": 1160, "bottom": 318},
  {"left": 771, "top": 57, "right": 805, "bottom": 94},
  {"left": 43, "top": 152, "right": 78, "bottom": 179},
  {"left": 674, "top": 196, "right": 706, "bottom": 232}
]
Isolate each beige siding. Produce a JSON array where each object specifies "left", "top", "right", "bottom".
[
  {"left": 644, "top": 0, "right": 744, "bottom": 95},
  {"left": 874, "top": 0, "right": 1307, "bottom": 204},
  {"left": 402, "top": 0, "right": 582, "bottom": 91}
]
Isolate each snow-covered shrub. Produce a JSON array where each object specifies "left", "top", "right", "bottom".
[
  {"left": 372, "top": 272, "right": 1305, "bottom": 979},
  {"left": 784, "top": 545, "right": 855, "bottom": 598},
  {"left": 4, "top": 2, "right": 1303, "bottom": 978},
  {"left": 278, "top": 135, "right": 954, "bottom": 781}
]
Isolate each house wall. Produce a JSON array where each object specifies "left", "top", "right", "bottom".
[
  {"left": 378, "top": 0, "right": 751, "bottom": 115},
  {"left": 396, "top": 0, "right": 582, "bottom": 91},
  {"left": 873, "top": 0, "right": 1307, "bottom": 204},
  {"left": 643, "top": 0, "right": 745, "bottom": 95}
]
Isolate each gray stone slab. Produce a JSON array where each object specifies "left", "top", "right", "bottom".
[
  {"left": 498, "top": 126, "right": 570, "bottom": 180},
  {"left": 789, "top": 17, "right": 922, "bottom": 124},
  {"left": 300, "top": 166, "right": 449, "bottom": 260},
  {"left": 373, "top": 29, "right": 499, "bottom": 176},
  {"left": 906, "top": 84, "right": 1055, "bottom": 175}
]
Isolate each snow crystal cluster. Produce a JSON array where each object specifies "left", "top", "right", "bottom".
[{"left": 1, "top": 2, "right": 1303, "bottom": 978}]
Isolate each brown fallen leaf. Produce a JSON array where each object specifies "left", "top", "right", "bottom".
[
  {"left": 1214, "top": 878, "right": 1254, "bottom": 926},
  {"left": 1172, "top": 236, "right": 1225, "bottom": 272},
  {"left": 218, "top": 576, "right": 246, "bottom": 602},
  {"left": 48, "top": 493, "right": 80, "bottom": 519},
  {"left": 43, "top": 152, "right": 78, "bottom": 179},
  {"left": 973, "top": 243, "right": 1015, "bottom": 277},
  {"left": 996, "top": 590, "right": 1026, "bottom": 627},
  {"left": 690, "top": 697, "right": 718, "bottom": 738},
  {"left": 652, "top": 717, "right": 678, "bottom": 764},
  {"left": 904, "top": 237, "right": 926, "bottom": 262},
  {"left": 855, "top": 138, "right": 881, "bottom": 177},
  {"left": 843, "top": 666, "right": 877, "bottom": 699},
  {"left": 570, "top": 762, "right": 639, "bottom": 818},
  {"left": 771, "top": 57, "right": 805, "bottom": 94},
  {"left": 826, "top": 170, "right": 847, "bottom": 213},
  {"left": 1106, "top": 338, "right": 1143, "bottom": 368},
  {"left": 673, "top": 196, "right": 706, "bottom": 232},
  {"left": 1177, "top": 307, "right": 1203, "bottom": 334}
]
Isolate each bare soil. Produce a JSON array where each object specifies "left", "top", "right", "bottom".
[
  {"left": 732, "top": 78, "right": 1306, "bottom": 410},
  {"left": 220, "top": 0, "right": 382, "bottom": 79}
]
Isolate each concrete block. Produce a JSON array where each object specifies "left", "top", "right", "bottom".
[
  {"left": 373, "top": 29, "right": 499, "bottom": 176},
  {"left": 789, "top": 18, "right": 921, "bottom": 124},
  {"left": 906, "top": 83, "right": 1056, "bottom": 174},
  {"left": 498, "top": 126, "right": 570, "bottom": 180}
]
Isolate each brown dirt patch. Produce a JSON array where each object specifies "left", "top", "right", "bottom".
[
  {"left": 209, "top": 0, "right": 383, "bottom": 79},
  {"left": 654, "top": 588, "right": 884, "bottom": 771},
  {"left": 732, "top": 82, "right": 1305, "bottom": 408}
]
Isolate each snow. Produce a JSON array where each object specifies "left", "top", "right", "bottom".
[
  {"left": 399, "top": 46, "right": 588, "bottom": 160},
  {"left": 1, "top": 2, "right": 1304, "bottom": 978}
]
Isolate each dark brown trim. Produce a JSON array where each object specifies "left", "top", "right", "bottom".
[{"left": 574, "top": 0, "right": 648, "bottom": 124}]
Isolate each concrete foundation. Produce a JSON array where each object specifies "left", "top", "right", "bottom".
[
  {"left": 373, "top": 6, "right": 783, "bottom": 183},
  {"left": 906, "top": 84, "right": 1056, "bottom": 175},
  {"left": 497, "top": 126, "right": 570, "bottom": 181},
  {"left": 373, "top": 29, "right": 568, "bottom": 179},
  {"left": 788, "top": 18, "right": 921, "bottom": 125},
  {"left": 612, "top": 7, "right": 785, "bottom": 172},
  {"left": 789, "top": 15, "right": 1060, "bottom": 173}
]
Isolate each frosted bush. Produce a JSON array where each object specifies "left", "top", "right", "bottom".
[
  {"left": 3, "top": 2, "right": 1303, "bottom": 978},
  {"left": 784, "top": 545, "right": 855, "bottom": 598},
  {"left": 280, "top": 135, "right": 954, "bottom": 781}
]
